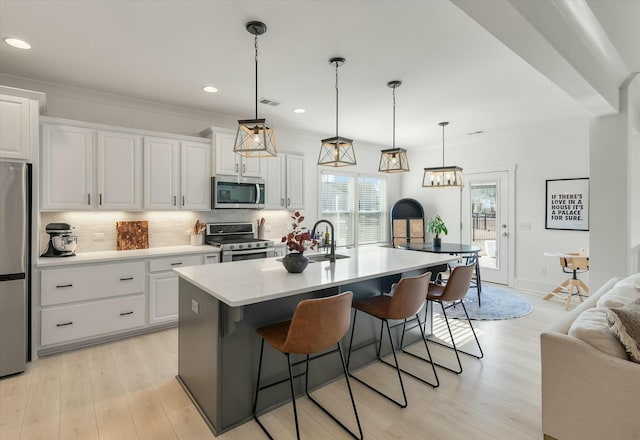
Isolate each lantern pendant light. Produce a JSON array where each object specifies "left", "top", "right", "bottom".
[
  {"left": 318, "top": 57, "right": 356, "bottom": 167},
  {"left": 379, "top": 80, "right": 409, "bottom": 173},
  {"left": 422, "top": 122, "right": 463, "bottom": 187},
  {"left": 233, "top": 21, "right": 277, "bottom": 158}
]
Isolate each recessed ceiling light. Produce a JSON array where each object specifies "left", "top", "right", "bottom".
[
  {"left": 3, "top": 38, "right": 31, "bottom": 50},
  {"left": 292, "top": 108, "right": 306, "bottom": 114},
  {"left": 202, "top": 85, "right": 218, "bottom": 93}
]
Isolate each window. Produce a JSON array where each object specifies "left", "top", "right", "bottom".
[{"left": 320, "top": 171, "right": 387, "bottom": 247}]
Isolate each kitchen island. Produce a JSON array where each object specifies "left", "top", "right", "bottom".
[{"left": 174, "top": 246, "right": 457, "bottom": 435}]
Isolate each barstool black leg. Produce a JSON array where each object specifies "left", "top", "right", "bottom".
[
  {"left": 253, "top": 339, "right": 273, "bottom": 439},
  {"left": 391, "top": 313, "right": 440, "bottom": 388},
  {"left": 286, "top": 353, "right": 301, "bottom": 440}
]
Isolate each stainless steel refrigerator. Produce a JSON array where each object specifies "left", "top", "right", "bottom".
[{"left": 0, "top": 161, "right": 31, "bottom": 377}]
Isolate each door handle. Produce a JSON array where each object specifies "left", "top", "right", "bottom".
[
  {"left": 119, "top": 277, "right": 134, "bottom": 281},
  {"left": 170, "top": 262, "right": 183, "bottom": 266},
  {"left": 56, "top": 322, "right": 73, "bottom": 327},
  {"left": 182, "top": 195, "right": 185, "bottom": 206},
  {"left": 119, "top": 311, "right": 134, "bottom": 316},
  {"left": 173, "top": 195, "right": 177, "bottom": 206},
  {"left": 287, "top": 197, "right": 290, "bottom": 207},
  {"left": 501, "top": 232, "right": 509, "bottom": 237},
  {"left": 235, "top": 163, "right": 239, "bottom": 173},
  {"left": 99, "top": 193, "right": 103, "bottom": 205},
  {"left": 56, "top": 284, "right": 73, "bottom": 288},
  {"left": 256, "top": 184, "right": 261, "bottom": 204},
  {"left": 88, "top": 193, "right": 91, "bottom": 205},
  {"left": 281, "top": 198, "right": 284, "bottom": 206},
  {"left": 242, "top": 163, "right": 246, "bottom": 174}
]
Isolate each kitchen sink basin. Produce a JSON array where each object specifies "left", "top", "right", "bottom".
[{"left": 306, "top": 253, "right": 350, "bottom": 262}]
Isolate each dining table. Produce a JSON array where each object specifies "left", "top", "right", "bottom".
[{"left": 397, "top": 242, "right": 483, "bottom": 306}]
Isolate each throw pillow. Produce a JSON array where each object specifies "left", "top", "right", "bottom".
[
  {"left": 606, "top": 298, "right": 640, "bottom": 363},
  {"left": 568, "top": 308, "right": 628, "bottom": 359}
]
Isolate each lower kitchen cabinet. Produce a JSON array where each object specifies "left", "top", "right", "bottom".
[
  {"left": 41, "top": 294, "right": 145, "bottom": 346},
  {"left": 148, "top": 272, "right": 179, "bottom": 324}
]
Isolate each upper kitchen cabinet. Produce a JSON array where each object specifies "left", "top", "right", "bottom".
[
  {"left": 0, "top": 87, "right": 45, "bottom": 162},
  {"left": 41, "top": 124, "right": 94, "bottom": 210},
  {"left": 201, "top": 127, "right": 262, "bottom": 178},
  {"left": 97, "top": 130, "right": 142, "bottom": 210},
  {"left": 144, "top": 137, "right": 210, "bottom": 210},
  {"left": 41, "top": 122, "right": 143, "bottom": 210},
  {"left": 264, "top": 153, "right": 304, "bottom": 210}
]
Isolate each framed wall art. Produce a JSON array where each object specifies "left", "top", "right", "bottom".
[{"left": 545, "top": 178, "right": 589, "bottom": 231}]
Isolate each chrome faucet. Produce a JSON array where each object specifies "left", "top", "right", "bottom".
[{"left": 311, "top": 219, "right": 336, "bottom": 262}]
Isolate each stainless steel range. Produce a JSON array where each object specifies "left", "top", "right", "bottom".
[{"left": 206, "top": 222, "right": 275, "bottom": 263}]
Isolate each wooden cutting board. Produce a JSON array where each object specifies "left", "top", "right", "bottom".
[{"left": 116, "top": 221, "right": 149, "bottom": 250}]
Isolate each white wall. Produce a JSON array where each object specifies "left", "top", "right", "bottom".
[
  {"left": 401, "top": 117, "right": 592, "bottom": 294},
  {"left": 2, "top": 75, "right": 400, "bottom": 251}
]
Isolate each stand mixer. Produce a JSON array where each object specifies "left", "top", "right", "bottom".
[{"left": 41, "top": 223, "right": 77, "bottom": 257}]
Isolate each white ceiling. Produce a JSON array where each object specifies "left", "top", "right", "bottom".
[{"left": 0, "top": 0, "right": 622, "bottom": 149}]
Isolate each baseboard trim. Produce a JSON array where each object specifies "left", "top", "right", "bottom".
[{"left": 36, "top": 321, "right": 177, "bottom": 357}]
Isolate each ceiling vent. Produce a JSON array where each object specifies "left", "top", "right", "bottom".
[{"left": 259, "top": 98, "right": 280, "bottom": 107}]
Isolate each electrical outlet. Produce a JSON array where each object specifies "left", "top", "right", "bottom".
[
  {"left": 540, "top": 267, "right": 547, "bottom": 276},
  {"left": 191, "top": 299, "right": 199, "bottom": 314},
  {"left": 265, "top": 224, "right": 272, "bottom": 232},
  {"left": 92, "top": 232, "right": 105, "bottom": 241}
]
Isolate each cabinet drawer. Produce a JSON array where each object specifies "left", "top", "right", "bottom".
[
  {"left": 148, "top": 255, "right": 202, "bottom": 272},
  {"left": 41, "top": 294, "right": 145, "bottom": 346},
  {"left": 41, "top": 262, "right": 145, "bottom": 306},
  {"left": 202, "top": 253, "right": 220, "bottom": 264}
]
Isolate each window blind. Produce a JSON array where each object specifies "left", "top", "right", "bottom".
[
  {"left": 320, "top": 173, "right": 356, "bottom": 246},
  {"left": 358, "top": 176, "right": 386, "bottom": 245}
]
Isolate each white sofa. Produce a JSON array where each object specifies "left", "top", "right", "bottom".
[{"left": 541, "top": 275, "right": 640, "bottom": 440}]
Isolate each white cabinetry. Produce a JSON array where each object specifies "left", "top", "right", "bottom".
[
  {"left": 202, "top": 253, "right": 220, "bottom": 264},
  {"left": 264, "top": 153, "right": 305, "bottom": 210},
  {"left": 40, "top": 261, "right": 146, "bottom": 346},
  {"left": 97, "top": 131, "right": 142, "bottom": 209},
  {"left": 148, "top": 255, "right": 204, "bottom": 324},
  {"left": 144, "top": 137, "right": 210, "bottom": 210},
  {"left": 41, "top": 124, "right": 94, "bottom": 210},
  {"left": 41, "top": 123, "right": 143, "bottom": 210},
  {"left": 207, "top": 128, "right": 262, "bottom": 178},
  {"left": 0, "top": 87, "right": 44, "bottom": 162}
]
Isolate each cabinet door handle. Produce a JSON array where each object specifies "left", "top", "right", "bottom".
[
  {"left": 88, "top": 193, "right": 91, "bottom": 205},
  {"left": 119, "top": 311, "right": 134, "bottom": 316},
  {"left": 205, "top": 255, "right": 217, "bottom": 259},
  {"left": 242, "top": 163, "right": 246, "bottom": 174},
  {"left": 170, "top": 262, "right": 183, "bottom": 266},
  {"left": 287, "top": 198, "right": 290, "bottom": 207},
  {"left": 119, "top": 277, "right": 134, "bottom": 281},
  {"left": 56, "top": 322, "right": 73, "bottom": 327},
  {"left": 56, "top": 284, "right": 73, "bottom": 288},
  {"left": 99, "top": 193, "right": 103, "bottom": 205},
  {"left": 173, "top": 195, "right": 177, "bottom": 206},
  {"left": 280, "top": 198, "right": 284, "bottom": 206},
  {"left": 182, "top": 195, "right": 185, "bottom": 206},
  {"left": 235, "top": 163, "right": 239, "bottom": 173}
]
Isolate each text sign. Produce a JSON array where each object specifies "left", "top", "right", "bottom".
[{"left": 545, "top": 178, "right": 589, "bottom": 231}]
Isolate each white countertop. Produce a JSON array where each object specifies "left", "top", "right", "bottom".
[
  {"left": 37, "top": 245, "right": 220, "bottom": 267},
  {"left": 174, "top": 247, "right": 457, "bottom": 307}
]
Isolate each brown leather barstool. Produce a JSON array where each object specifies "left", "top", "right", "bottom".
[
  {"left": 346, "top": 272, "right": 439, "bottom": 408},
  {"left": 421, "top": 264, "right": 483, "bottom": 374},
  {"left": 253, "top": 291, "right": 363, "bottom": 440}
]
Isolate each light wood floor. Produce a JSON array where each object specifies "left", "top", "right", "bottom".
[{"left": 1, "top": 289, "right": 565, "bottom": 440}]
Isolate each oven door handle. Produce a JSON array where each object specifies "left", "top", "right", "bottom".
[{"left": 230, "top": 247, "right": 273, "bottom": 256}]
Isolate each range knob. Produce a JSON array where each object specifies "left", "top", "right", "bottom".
[
  {"left": 229, "top": 245, "right": 235, "bottom": 250},
  {"left": 238, "top": 244, "right": 244, "bottom": 249}
]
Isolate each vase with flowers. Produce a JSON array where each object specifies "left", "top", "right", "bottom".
[{"left": 281, "top": 211, "right": 318, "bottom": 273}]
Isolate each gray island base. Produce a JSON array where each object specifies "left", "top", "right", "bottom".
[{"left": 174, "top": 247, "right": 456, "bottom": 435}]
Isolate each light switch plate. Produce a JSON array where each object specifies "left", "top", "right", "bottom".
[
  {"left": 519, "top": 222, "right": 531, "bottom": 230},
  {"left": 191, "top": 299, "right": 199, "bottom": 314}
]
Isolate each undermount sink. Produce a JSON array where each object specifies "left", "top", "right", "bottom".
[{"left": 306, "top": 253, "right": 350, "bottom": 262}]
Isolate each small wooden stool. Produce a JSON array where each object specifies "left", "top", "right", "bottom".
[
  {"left": 253, "top": 291, "right": 362, "bottom": 439},
  {"left": 544, "top": 250, "right": 589, "bottom": 310}
]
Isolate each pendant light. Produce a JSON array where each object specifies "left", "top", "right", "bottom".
[
  {"left": 379, "top": 80, "right": 409, "bottom": 173},
  {"left": 318, "top": 57, "right": 356, "bottom": 167},
  {"left": 422, "top": 122, "right": 463, "bottom": 187},
  {"left": 233, "top": 21, "right": 277, "bottom": 158}
]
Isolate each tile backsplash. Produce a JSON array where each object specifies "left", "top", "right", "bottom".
[{"left": 40, "top": 210, "right": 294, "bottom": 253}]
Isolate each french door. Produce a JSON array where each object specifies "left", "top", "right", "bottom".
[{"left": 461, "top": 170, "right": 512, "bottom": 285}]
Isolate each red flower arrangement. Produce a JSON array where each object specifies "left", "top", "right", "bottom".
[{"left": 281, "top": 211, "right": 318, "bottom": 254}]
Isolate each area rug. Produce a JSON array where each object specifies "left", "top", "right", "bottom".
[{"left": 440, "top": 284, "right": 533, "bottom": 320}]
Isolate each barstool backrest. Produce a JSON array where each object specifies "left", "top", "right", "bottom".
[
  {"left": 388, "top": 272, "right": 432, "bottom": 320},
  {"left": 436, "top": 264, "right": 475, "bottom": 302},
  {"left": 283, "top": 291, "right": 353, "bottom": 355}
]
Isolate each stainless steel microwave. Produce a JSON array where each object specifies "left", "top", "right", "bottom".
[{"left": 211, "top": 176, "right": 265, "bottom": 209}]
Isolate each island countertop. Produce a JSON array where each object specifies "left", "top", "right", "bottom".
[{"left": 173, "top": 246, "right": 457, "bottom": 307}]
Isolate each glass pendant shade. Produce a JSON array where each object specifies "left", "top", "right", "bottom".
[
  {"left": 234, "top": 21, "right": 277, "bottom": 158},
  {"left": 422, "top": 166, "right": 464, "bottom": 187},
  {"left": 234, "top": 119, "right": 277, "bottom": 157},
  {"left": 422, "top": 121, "right": 463, "bottom": 188},
  {"left": 379, "top": 148, "right": 409, "bottom": 173},
  {"left": 318, "top": 136, "right": 356, "bottom": 167}
]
